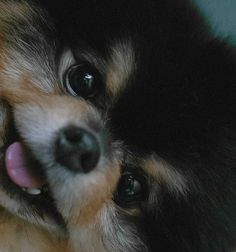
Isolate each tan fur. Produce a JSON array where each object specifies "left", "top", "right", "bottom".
[
  {"left": 70, "top": 162, "right": 120, "bottom": 227},
  {"left": 0, "top": 1, "right": 33, "bottom": 23},
  {"left": 0, "top": 209, "right": 68, "bottom": 252},
  {"left": 143, "top": 155, "right": 189, "bottom": 195},
  {"left": 106, "top": 41, "right": 135, "bottom": 97},
  {"left": 0, "top": 1, "right": 33, "bottom": 50}
]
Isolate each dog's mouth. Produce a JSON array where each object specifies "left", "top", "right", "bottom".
[
  {"left": 5, "top": 142, "right": 48, "bottom": 195},
  {"left": 0, "top": 119, "right": 65, "bottom": 231}
]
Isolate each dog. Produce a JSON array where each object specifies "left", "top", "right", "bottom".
[{"left": 0, "top": 0, "right": 235, "bottom": 251}]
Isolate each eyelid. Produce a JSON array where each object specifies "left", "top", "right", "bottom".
[{"left": 122, "top": 166, "right": 147, "bottom": 179}]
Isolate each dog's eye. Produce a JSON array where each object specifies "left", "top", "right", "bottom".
[
  {"left": 64, "top": 64, "right": 101, "bottom": 98},
  {"left": 114, "top": 171, "right": 148, "bottom": 207}
]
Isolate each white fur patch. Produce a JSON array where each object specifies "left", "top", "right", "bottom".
[
  {"left": 58, "top": 49, "right": 76, "bottom": 85},
  {"left": 99, "top": 203, "right": 148, "bottom": 252}
]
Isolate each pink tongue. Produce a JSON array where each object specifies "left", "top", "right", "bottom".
[{"left": 5, "top": 142, "right": 43, "bottom": 188}]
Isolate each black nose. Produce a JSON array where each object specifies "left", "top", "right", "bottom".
[{"left": 55, "top": 126, "right": 100, "bottom": 173}]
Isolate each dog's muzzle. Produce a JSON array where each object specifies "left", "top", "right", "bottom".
[{"left": 55, "top": 125, "right": 101, "bottom": 173}]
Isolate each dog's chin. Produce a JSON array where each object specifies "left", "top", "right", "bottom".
[{"left": 0, "top": 126, "right": 65, "bottom": 233}]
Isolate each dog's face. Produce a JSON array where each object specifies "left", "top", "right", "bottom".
[{"left": 0, "top": 0, "right": 236, "bottom": 251}]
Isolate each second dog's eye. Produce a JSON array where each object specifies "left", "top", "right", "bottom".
[
  {"left": 114, "top": 171, "right": 148, "bottom": 208},
  {"left": 64, "top": 64, "right": 101, "bottom": 99}
]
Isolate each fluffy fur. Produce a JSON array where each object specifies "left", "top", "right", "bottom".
[{"left": 0, "top": 0, "right": 235, "bottom": 251}]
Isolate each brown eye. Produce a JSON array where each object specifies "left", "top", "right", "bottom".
[
  {"left": 64, "top": 64, "right": 102, "bottom": 99},
  {"left": 114, "top": 171, "right": 148, "bottom": 207}
]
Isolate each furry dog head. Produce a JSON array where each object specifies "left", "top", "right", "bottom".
[{"left": 0, "top": 0, "right": 235, "bottom": 251}]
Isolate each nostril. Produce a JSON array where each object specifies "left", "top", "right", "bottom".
[
  {"left": 63, "top": 127, "right": 83, "bottom": 143},
  {"left": 55, "top": 126, "right": 100, "bottom": 173}
]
